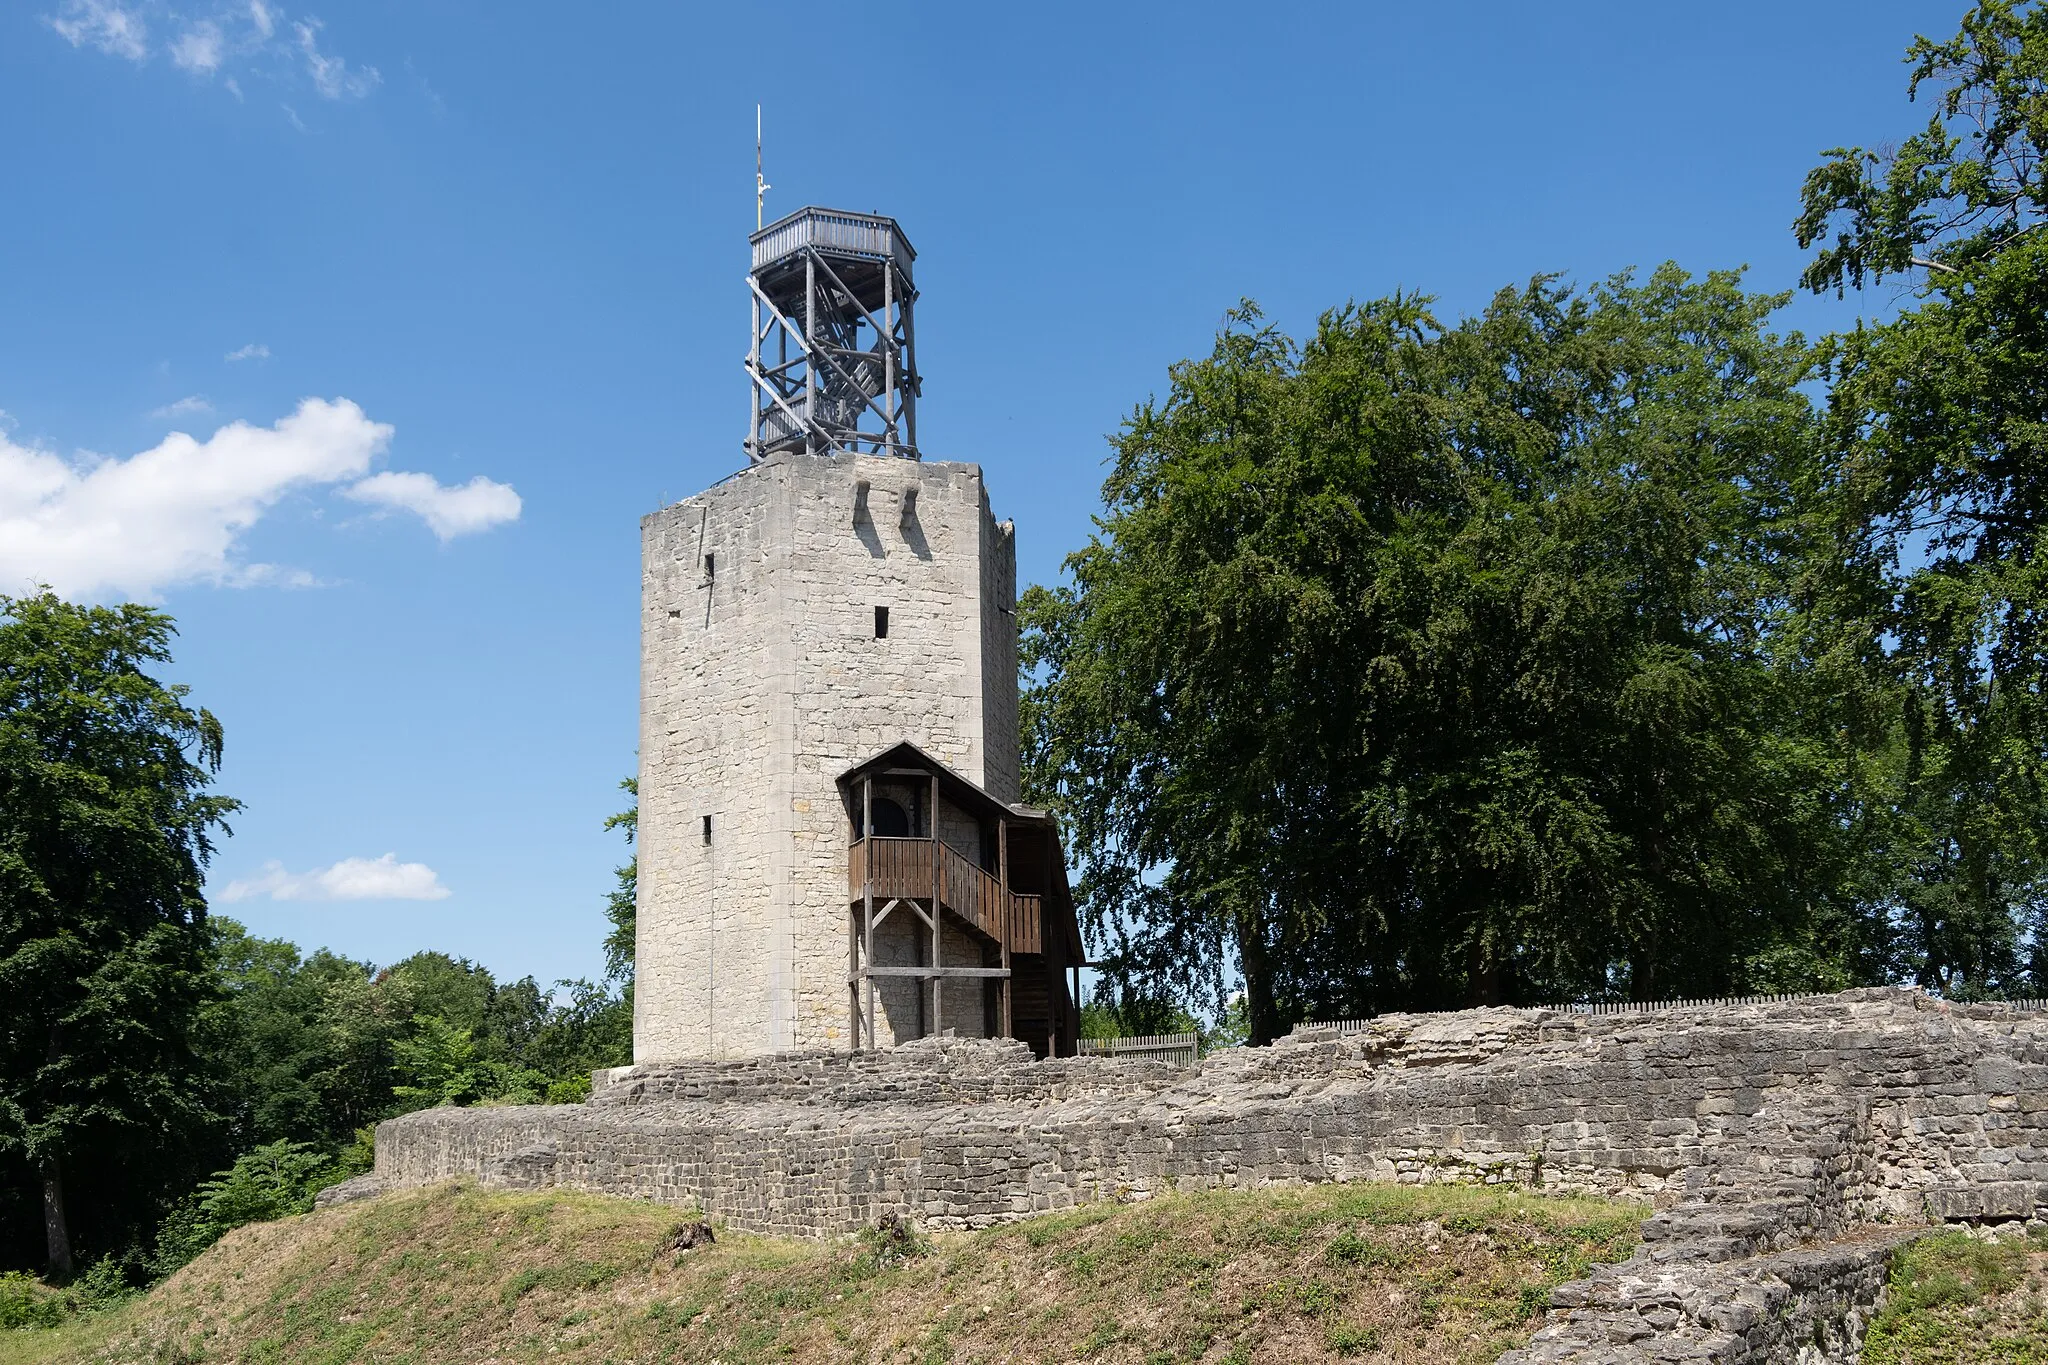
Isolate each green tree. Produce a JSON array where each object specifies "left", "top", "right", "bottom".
[
  {"left": 203, "top": 922, "right": 389, "bottom": 1152},
  {"left": 522, "top": 978, "right": 632, "bottom": 1103},
  {"left": 1023, "top": 270, "right": 1848, "bottom": 1039},
  {"left": 1794, "top": 0, "right": 2048, "bottom": 994},
  {"left": 603, "top": 777, "right": 637, "bottom": 983},
  {"left": 0, "top": 593, "right": 238, "bottom": 1273},
  {"left": 389, "top": 1015, "right": 539, "bottom": 1108}
]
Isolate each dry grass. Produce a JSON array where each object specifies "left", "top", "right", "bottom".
[{"left": 2, "top": 1179, "right": 1645, "bottom": 1365}]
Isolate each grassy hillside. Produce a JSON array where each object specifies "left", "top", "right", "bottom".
[{"left": 0, "top": 1180, "right": 1644, "bottom": 1365}]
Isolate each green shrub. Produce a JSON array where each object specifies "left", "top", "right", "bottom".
[
  {"left": 856, "top": 1214, "right": 931, "bottom": 1272},
  {"left": 0, "top": 1259, "right": 132, "bottom": 1330},
  {"left": 0, "top": 1272, "right": 66, "bottom": 1330},
  {"left": 64, "top": 1258, "right": 135, "bottom": 1314},
  {"left": 151, "top": 1139, "right": 334, "bottom": 1277},
  {"left": 1327, "top": 1322, "right": 1381, "bottom": 1355}
]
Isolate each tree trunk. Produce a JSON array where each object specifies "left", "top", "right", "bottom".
[
  {"left": 1632, "top": 945, "right": 1661, "bottom": 1003},
  {"left": 1238, "top": 909, "right": 1280, "bottom": 1046},
  {"left": 1465, "top": 933, "right": 1503, "bottom": 1007},
  {"left": 42, "top": 1154, "right": 72, "bottom": 1278}
]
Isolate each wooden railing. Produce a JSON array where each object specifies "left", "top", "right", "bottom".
[
  {"left": 1078, "top": 1032, "right": 1200, "bottom": 1068},
  {"left": 850, "top": 837, "right": 931, "bottom": 900},
  {"left": 849, "top": 837, "right": 1040, "bottom": 956}
]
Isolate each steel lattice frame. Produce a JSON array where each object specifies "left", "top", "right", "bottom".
[{"left": 745, "top": 208, "right": 919, "bottom": 461}]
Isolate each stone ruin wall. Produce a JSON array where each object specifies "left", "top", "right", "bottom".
[{"left": 357, "top": 988, "right": 2048, "bottom": 1361}]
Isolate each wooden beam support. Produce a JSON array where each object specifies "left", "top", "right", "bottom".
[
  {"left": 997, "top": 816, "right": 1012, "bottom": 1039},
  {"left": 862, "top": 776, "right": 875, "bottom": 1050},
  {"left": 860, "top": 966, "right": 1013, "bottom": 980},
  {"left": 872, "top": 896, "right": 931, "bottom": 934}
]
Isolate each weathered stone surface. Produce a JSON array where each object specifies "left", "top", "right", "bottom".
[
  {"left": 374, "top": 988, "right": 2048, "bottom": 1358},
  {"left": 311, "top": 1173, "right": 388, "bottom": 1209},
  {"left": 638, "top": 451, "right": 1020, "bottom": 1061}
]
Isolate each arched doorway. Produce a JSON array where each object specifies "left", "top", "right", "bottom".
[{"left": 869, "top": 797, "right": 910, "bottom": 838}]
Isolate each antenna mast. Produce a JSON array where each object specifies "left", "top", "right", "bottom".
[{"left": 754, "top": 105, "right": 769, "bottom": 231}]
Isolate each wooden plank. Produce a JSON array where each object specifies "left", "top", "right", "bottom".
[{"left": 861, "top": 966, "right": 1013, "bottom": 979}]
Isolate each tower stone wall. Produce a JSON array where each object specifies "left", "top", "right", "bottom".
[{"left": 636, "top": 451, "right": 1019, "bottom": 1061}]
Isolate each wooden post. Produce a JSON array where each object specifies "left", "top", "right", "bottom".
[
  {"left": 997, "top": 817, "right": 1012, "bottom": 1038},
  {"left": 930, "top": 772, "right": 942, "bottom": 1036},
  {"left": 848, "top": 906, "right": 859, "bottom": 1051},
  {"left": 1071, "top": 960, "right": 1082, "bottom": 1055},
  {"left": 862, "top": 777, "right": 875, "bottom": 1050}
]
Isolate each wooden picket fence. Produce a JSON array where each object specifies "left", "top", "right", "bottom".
[{"left": 1078, "top": 1031, "right": 1200, "bottom": 1068}]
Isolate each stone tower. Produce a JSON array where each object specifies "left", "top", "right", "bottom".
[{"left": 635, "top": 208, "right": 1076, "bottom": 1062}]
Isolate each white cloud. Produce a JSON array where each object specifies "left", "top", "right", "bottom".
[
  {"left": 50, "top": 2, "right": 381, "bottom": 102},
  {"left": 345, "top": 470, "right": 523, "bottom": 541},
  {"left": 168, "top": 18, "right": 221, "bottom": 71},
  {"left": 295, "top": 19, "right": 376, "bottom": 99},
  {"left": 149, "top": 394, "right": 212, "bottom": 418},
  {"left": 220, "top": 853, "right": 452, "bottom": 903},
  {"left": 0, "top": 397, "right": 387, "bottom": 598},
  {"left": 49, "top": 0, "right": 149, "bottom": 61},
  {"left": 225, "top": 341, "right": 269, "bottom": 362},
  {"left": 0, "top": 397, "right": 520, "bottom": 599}
]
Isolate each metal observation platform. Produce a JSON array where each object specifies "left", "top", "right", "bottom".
[{"left": 746, "top": 207, "right": 920, "bottom": 461}]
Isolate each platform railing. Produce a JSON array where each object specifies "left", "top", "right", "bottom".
[
  {"left": 849, "top": 836, "right": 1040, "bottom": 956},
  {"left": 751, "top": 207, "right": 914, "bottom": 278}
]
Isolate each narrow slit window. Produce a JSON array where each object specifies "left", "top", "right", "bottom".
[
  {"left": 874, "top": 605, "right": 889, "bottom": 639},
  {"left": 703, "top": 553, "right": 715, "bottom": 583},
  {"left": 702, "top": 814, "right": 712, "bottom": 844}
]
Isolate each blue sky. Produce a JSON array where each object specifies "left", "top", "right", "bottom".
[{"left": 2, "top": 0, "right": 1958, "bottom": 990}]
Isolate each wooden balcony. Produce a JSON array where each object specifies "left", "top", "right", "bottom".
[{"left": 848, "top": 836, "right": 1043, "bottom": 956}]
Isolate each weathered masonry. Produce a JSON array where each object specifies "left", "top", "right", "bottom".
[
  {"left": 356, "top": 989, "right": 2048, "bottom": 1362},
  {"left": 634, "top": 207, "right": 1083, "bottom": 1062}
]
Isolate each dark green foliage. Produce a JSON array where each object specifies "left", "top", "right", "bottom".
[
  {"left": 0, "top": 1270, "right": 67, "bottom": 1328},
  {"left": 0, "top": 592, "right": 240, "bottom": 1272},
  {"left": 1794, "top": 0, "right": 2048, "bottom": 995},
  {"left": 206, "top": 928, "right": 630, "bottom": 1126},
  {"left": 522, "top": 978, "right": 635, "bottom": 1104},
  {"left": 149, "top": 1140, "right": 332, "bottom": 1276},
  {"left": 603, "top": 777, "right": 637, "bottom": 984},
  {"left": 1023, "top": 272, "right": 1847, "bottom": 1037},
  {"left": 0, "top": 1256, "right": 130, "bottom": 1328},
  {"left": 1077, "top": 985, "right": 1202, "bottom": 1041},
  {"left": 0, "top": 598, "right": 635, "bottom": 1283},
  {"left": 204, "top": 924, "right": 404, "bottom": 1150}
]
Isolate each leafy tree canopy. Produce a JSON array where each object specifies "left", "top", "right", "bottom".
[
  {"left": 1796, "top": 0, "right": 2048, "bottom": 996},
  {"left": 1023, "top": 269, "right": 1852, "bottom": 1039},
  {"left": 0, "top": 592, "right": 239, "bottom": 1273}
]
